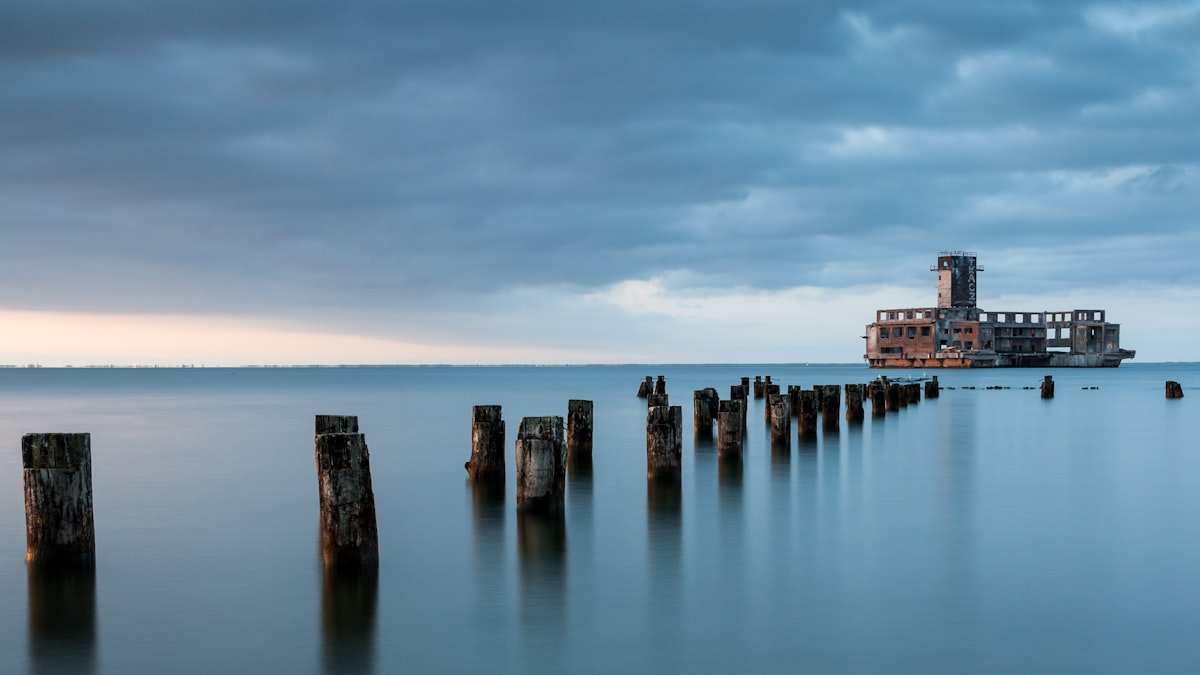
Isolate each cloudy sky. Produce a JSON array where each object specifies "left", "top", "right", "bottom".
[{"left": 2, "top": 1, "right": 1197, "bottom": 365}]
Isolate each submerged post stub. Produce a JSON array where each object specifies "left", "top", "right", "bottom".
[
  {"left": 1041, "top": 375, "right": 1055, "bottom": 399},
  {"left": 646, "top": 405, "right": 683, "bottom": 481},
  {"left": 315, "top": 420, "right": 379, "bottom": 571},
  {"left": 23, "top": 433, "right": 95, "bottom": 565},
  {"left": 466, "top": 405, "right": 505, "bottom": 482},
  {"left": 516, "top": 416, "right": 566, "bottom": 512},
  {"left": 925, "top": 376, "right": 940, "bottom": 399},
  {"left": 717, "top": 399, "right": 744, "bottom": 461},
  {"left": 567, "top": 400, "right": 594, "bottom": 465},
  {"left": 1166, "top": 381, "right": 1184, "bottom": 399}
]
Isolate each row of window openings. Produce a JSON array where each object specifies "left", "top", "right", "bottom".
[
  {"left": 884, "top": 311, "right": 1104, "bottom": 323},
  {"left": 881, "top": 326, "right": 978, "bottom": 339}
]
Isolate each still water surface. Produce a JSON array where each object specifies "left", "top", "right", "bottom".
[{"left": 0, "top": 364, "right": 1196, "bottom": 673}]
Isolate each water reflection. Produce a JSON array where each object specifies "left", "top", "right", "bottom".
[
  {"left": 28, "top": 562, "right": 96, "bottom": 675},
  {"left": 321, "top": 566, "right": 378, "bottom": 675},
  {"left": 647, "top": 480, "right": 682, "bottom": 668},
  {"left": 470, "top": 481, "right": 507, "bottom": 628},
  {"left": 517, "top": 509, "right": 567, "bottom": 670}
]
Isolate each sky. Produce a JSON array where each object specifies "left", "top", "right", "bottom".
[{"left": 2, "top": 1, "right": 1198, "bottom": 365}]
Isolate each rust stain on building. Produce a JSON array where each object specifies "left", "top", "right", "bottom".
[{"left": 864, "top": 252, "right": 1135, "bottom": 368}]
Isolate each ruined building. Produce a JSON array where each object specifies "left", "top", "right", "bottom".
[{"left": 864, "top": 252, "right": 1135, "bottom": 368}]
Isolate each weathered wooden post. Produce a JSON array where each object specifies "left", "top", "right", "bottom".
[
  {"left": 1166, "top": 381, "right": 1185, "bottom": 399},
  {"left": 741, "top": 377, "right": 750, "bottom": 396},
  {"left": 637, "top": 376, "right": 653, "bottom": 398},
  {"left": 516, "top": 416, "right": 566, "bottom": 512},
  {"left": 566, "top": 400, "right": 593, "bottom": 468},
  {"left": 819, "top": 385, "right": 841, "bottom": 431},
  {"left": 647, "top": 405, "right": 683, "bottom": 481},
  {"left": 753, "top": 376, "right": 764, "bottom": 399},
  {"left": 845, "top": 384, "right": 865, "bottom": 423},
  {"left": 907, "top": 383, "right": 922, "bottom": 405},
  {"left": 887, "top": 382, "right": 902, "bottom": 411},
  {"left": 654, "top": 376, "right": 667, "bottom": 395},
  {"left": 647, "top": 392, "right": 669, "bottom": 408},
  {"left": 717, "top": 400, "right": 744, "bottom": 461},
  {"left": 788, "top": 385, "right": 800, "bottom": 416},
  {"left": 925, "top": 376, "right": 940, "bottom": 399},
  {"left": 465, "top": 405, "right": 505, "bottom": 482},
  {"left": 797, "top": 390, "right": 818, "bottom": 438},
  {"left": 23, "top": 433, "right": 95, "bottom": 565},
  {"left": 768, "top": 393, "right": 790, "bottom": 450},
  {"left": 1041, "top": 375, "right": 1055, "bottom": 399},
  {"left": 763, "top": 384, "right": 780, "bottom": 424},
  {"left": 315, "top": 417, "right": 379, "bottom": 570},
  {"left": 730, "top": 384, "right": 748, "bottom": 434},
  {"left": 868, "top": 381, "right": 887, "bottom": 418},
  {"left": 694, "top": 388, "right": 719, "bottom": 438}
]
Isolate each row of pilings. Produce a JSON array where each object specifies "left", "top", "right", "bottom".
[{"left": 16, "top": 376, "right": 1187, "bottom": 569}]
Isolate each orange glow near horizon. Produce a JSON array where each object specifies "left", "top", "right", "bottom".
[{"left": 0, "top": 310, "right": 599, "bottom": 366}]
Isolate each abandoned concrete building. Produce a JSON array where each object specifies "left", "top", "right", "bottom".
[{"left": 864, "top": 252, "right": 1135, "bottom": 368}]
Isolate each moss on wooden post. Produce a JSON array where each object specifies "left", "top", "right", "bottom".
[{"left": 23, "top": 433, "right": 95, "bottom": 565}]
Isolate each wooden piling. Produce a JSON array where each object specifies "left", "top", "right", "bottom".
[
  {"left": 797, "top": 390, "right": 818, "bottom": 438},
  {"left": 1041, "top": 375, "right": 1055, "bottom": 399},
  {"left": 654, "top": 376, "right": 667, "bottom": 396},
  {"left": 315, "top": 420, "right": 379, "bottom": 570},
  {"left": 869, "top": 381, "right": 887, "bottom": 418},
  {"left": 717, "top": 400, "right": 744, "bottom": 461},
  {"left": 845, "top": 384, "right": 865, "bottom": 423},
  {"left": 516, "top": 416, "right": 567, "bottom": 512},
  {"left": 637, "top": 376, "right": 653, "bottom": 398},
  {"left": 694, "top": 388, "right": 720, "bottom": 437},
  {"left": 768, "top": 393, "right": 791, "bottom": 450},
  {"left": 906, "top": 383, "right": 922, "bottom": 405},
  {"left": 925, "top": 376, "right": 940, "bottom": 399},
  {"left": 22, "top": 433, "right": 95, "bottom": 565},
  {"left": 647, "top": 392, "right": 669, "bottom": 408},
  {"left": 753, "top": 376, "right": 764, "bottom": 399},
  {"left": 763, "top": 384, "right": 780, "bottom": 424},
  {"left": 886, "top": 383, "right": 902, "bottom": 411},
  {"left": 465, "top": 405, "right": 505, "bottom": 482},
  {"left": 819, "top": 385, "right": 841, "bottom": 431},
  {"left": 1166, "top": 381, "right": 1185, "bottom": 399},
  {"left": 646, "top": 406, "right": 683, "bottom": 481},
  {"left": 566, "top": 400, "right": 593, "bottom": 467},
  {"left": 730, "top": 385, "right": 748, "bottom": 435}
]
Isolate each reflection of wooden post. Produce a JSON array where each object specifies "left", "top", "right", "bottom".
[
  {"left": 925, "top": 376, "right": 940, "bottom": 399},
  {"left": 321, "top": 565, "right": 378, "bottom": 674},
  {"left": 717, "top": 400, "right": 744, "bottom": 461},
  {"left": 23, "top": 433, "right": 95, "bottom": 564},
  {"left": 1166, "top": 381, "right": 1185, "bottom": 399},
  {"left": 28, "top": 562, "right": 96, "bottom": 673},
  {"left": 315, "top": 419, "right": 379, "bottom": 571},
  {"left": 647, "top": 406, "right": 683, "bottom": 481},
  {"left": 466, "top": 406, "right": 505, "bottom": 482},
  {"left": 1041, "top": 375, "right": 1055, "bottom": 399},
  {"left": 566, "top": 400, "right": 593, "bottom": 466},
  {"left": 769, "top": 394, "right": 790, "bottom": 449},
  {"left": 516, "top": 416, "right": 566, "bottom": 513},
  {"left": 694, "top": 388, "right": 719, "bottom": 438}
]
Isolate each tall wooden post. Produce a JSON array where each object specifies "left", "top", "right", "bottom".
[
  {"left": 869, "top": 381, "right": 887, "bottom": 418},
  {"left": 566, "top": 400, "right": 593, "bottom": 467},
  {"left": 654, "top": 376, "right": 667, "bottom": 395},
  {"left": 717, "top": 400, "right": 744, "bottom": 461},
  {"left": 694, "top": 388, "right": 719, "bottom": 438},
  {"left": 516, "top": 416, "right": 566, "bottom": 512},
  {"left": 845, "top": 384, "right": 865, "bottom": 423},
  {"left": 753, "top": 376, "right": 764, "bottom": 399},
  {"left": 925, "top": 376, "right": 940, "bottom": 399},
  {"left": 465, "top": 405, "right": 505, "bottom": 482},
  {"left": 763, "top": 384, "right": 780, "bottom": 424},
  {"left": 647, "top": 392, "right": 669, "bottom": 408},
  {"left": 768, "top": 393, "right": 790, "bottom": 450},
  {"left": 797, "top": 390, "right": 818, "bottom": 438},
  {"left": 315, "top": 418, "right": 379, "bottom": 570},
  {"left": 886, "top": 383, "right": 902, "bottom": 411},
  {"left": 647, "top": 406, "right": 682, "bottom": 481},
  {"left": 819, "top": 385, "right": 841, "bottom": 431},
  {"left": 1041, "top": 375, "right": 1055, "bottom": 399},
  {"left": 730, "top": 385, "right": 748, "bottom": 435},
  {"left": 906, "top": 383, "right": 922, "bottom": 405},
  {"left": 23, "top": 433, "right": 95, "bottom": 565},
  {"left": 1166, "top": 381, "right": 1185, "bottom": 399}
]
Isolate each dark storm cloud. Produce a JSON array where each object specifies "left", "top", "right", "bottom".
[{"left": 2, "top": 0, "right": 1198, "bottom": 328}]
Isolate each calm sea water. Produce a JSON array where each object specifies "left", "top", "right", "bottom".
[{"left": 0, "top": 363, "right": 1196, "bottom": 674}]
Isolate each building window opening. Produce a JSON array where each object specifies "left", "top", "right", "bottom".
[
  {"left": 907, "top": 327, "right": 916, "bottom": 338},
  {"left": 921, "top": 326, "right": 931, "bottom": 336}
]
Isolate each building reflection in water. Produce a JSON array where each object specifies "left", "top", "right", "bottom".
[
  {"left": 320, "top": 560, "right": 378, "bottom": 673},
  {"left": 28, "top": 562, "right": 96, "bottom": 675}
]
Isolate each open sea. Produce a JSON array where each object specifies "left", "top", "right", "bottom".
[{"left": 0, "top": 363, "right": 1197, "bottom": 674}]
